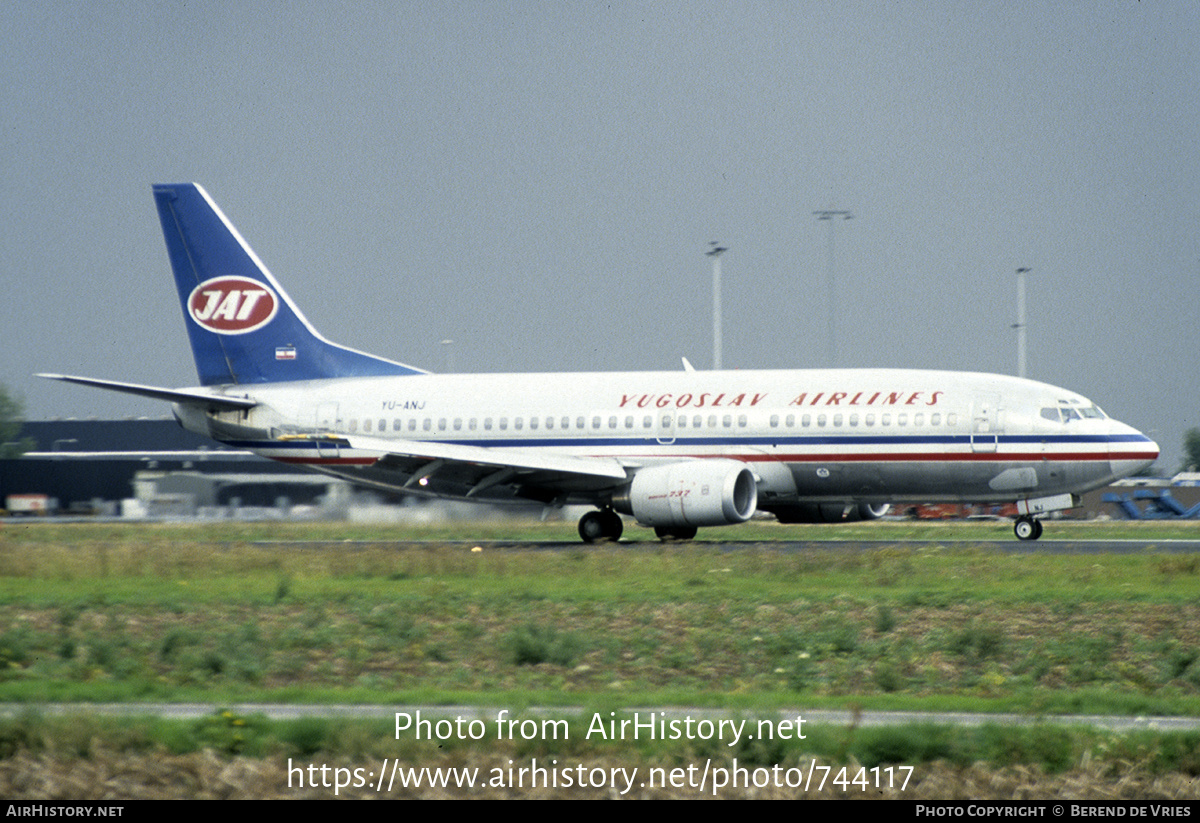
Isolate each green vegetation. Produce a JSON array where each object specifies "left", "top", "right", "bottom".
[
  {"left": 0, "top": 384, "right": 34, "bottom": 459},
  {"left": 1183, "top": 426, "right": 1200, "bottom": 473},
  {"left": 1, "top": 520, "right": 1199, "bottom": 715},
  {"left": 3, "top": 520, "right": 1200, "bottom": 794}
]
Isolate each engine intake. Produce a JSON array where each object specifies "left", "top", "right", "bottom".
[{"left": 614, "top": 460, "right": 758, "bottom": 528}]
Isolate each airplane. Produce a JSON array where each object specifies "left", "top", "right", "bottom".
[{"left": 40, "top": 183, "right": 1160, "bottom": 543}]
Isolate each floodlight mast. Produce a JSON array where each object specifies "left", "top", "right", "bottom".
[
  {"left": 814, "top": 209, "right": 853, "bottom": 367},
  {"left": 706, "top": 242, "right": 728, "bottom": 370},
  {"left": 1014, "top": 267, "right": 1031, "bottom": 379}
]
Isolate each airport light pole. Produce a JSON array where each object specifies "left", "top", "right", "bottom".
[
  {"left": 1013, "top": 267, "right": 1030, "bottom": 379},
  {"left": 814, "top": 209, "right": 853, "bottom": 368},
  {"left": 707, "top": 242, "right": 727, "bottom": 370}
]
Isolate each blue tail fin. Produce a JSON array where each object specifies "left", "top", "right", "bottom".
[{"left": 153, "top": 183, "right": 425, "bottom": 386}]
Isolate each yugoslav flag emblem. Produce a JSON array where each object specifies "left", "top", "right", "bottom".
[{"left": 188, "top": 276, "right": 279, "bottom": 335}]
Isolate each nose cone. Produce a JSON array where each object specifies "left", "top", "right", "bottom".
[{"left": 1109, "top": 421, "right": 1159, "bottom": 480}]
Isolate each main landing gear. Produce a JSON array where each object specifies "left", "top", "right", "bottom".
[
  {"left": 653, "top": 525, "right": 698, "bottom": 541},
  {"left": 578, "top": 509, "right": 623, "bottom": 543},
  {"left": 1013, "top": 516, "right": 1043, "bottom": 541}
]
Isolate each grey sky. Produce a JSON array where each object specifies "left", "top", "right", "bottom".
[{"left": 3, "top": 2, "right": 1196, "bottom": 471}]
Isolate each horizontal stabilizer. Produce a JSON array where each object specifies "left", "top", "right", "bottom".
[{"left": 37, "top": 373, "right": 257, "bottom": 411}]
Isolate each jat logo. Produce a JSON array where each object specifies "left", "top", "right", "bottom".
[{"left": 188, "top": 276, "right": 279, "bottom": 334}]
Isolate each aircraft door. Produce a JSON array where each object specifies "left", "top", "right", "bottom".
[
  {"left": 315, "top": 402, "right": 341, "bottom": 459},
  {"left": 970, "top": 396, "right": 1002, "bottom": 453}
]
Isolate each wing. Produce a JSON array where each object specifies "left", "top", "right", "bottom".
[{"left": 341, "top": 434, "right": 631, "bottom": 502}]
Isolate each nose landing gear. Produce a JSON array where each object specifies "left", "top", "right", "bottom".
[{"left": 1014, "top": 516, "right": 1043, "bottom": 541}]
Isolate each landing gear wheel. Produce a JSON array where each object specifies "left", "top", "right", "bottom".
[
  {"left": 654, "top": 525, "right": 698, "bottom": 542},
  {"left": 579, "top": 509, "right": 623, "bottom": 543},
  {"left": 1014, "top": 516, "right": 1042, "bottom": 541}
]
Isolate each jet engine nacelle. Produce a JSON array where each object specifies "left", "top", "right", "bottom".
[
  {"left": 614, "top": 459, "right": 758, "bottom": 527},
  {"left": 769, "top": 502, "right": 891, "bottom": 523}
]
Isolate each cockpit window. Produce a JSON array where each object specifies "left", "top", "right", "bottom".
[{"left": 1044, "top": 403, "right": 1107, "bottom": 423}]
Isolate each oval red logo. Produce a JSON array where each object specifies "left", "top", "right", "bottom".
[{"left": 187, "top": 276, "right": 279, "bottom": 335}]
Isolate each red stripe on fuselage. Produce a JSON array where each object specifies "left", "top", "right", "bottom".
[{"left": 736, "top": 451, "right": 1129, "bottom": 463}]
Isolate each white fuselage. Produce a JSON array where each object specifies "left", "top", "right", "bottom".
[{"left": 178, "top": 367, "right": 1158, "bottom": 510}]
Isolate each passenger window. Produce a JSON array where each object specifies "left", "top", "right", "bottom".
[
  {"left": 499, "top": 418, "right": 508, "bottom": 430},
  {"left": 737, "top": 415, "right": 747, "bottom": 428},
  {"left": 913, "top": 413, "right": 924, "bottom": 426},
  {"left": 930, "top": 413, "right": 940, "bottom": 426},
  {"left": 722, "top": 415, "right": 732, "bottom": 428},
  {"left": 802, "top": 414, "right": 811, "bottom": 427},
  {"left": 423, "top": 419, "right": 432, "bottom": 431},
  {"left": 897, "top": 413, "right": 907, "bottom": 426},
  {"left": 817, "top": 414, "right": 826, "bottom": 427},
  {"left": 363, "top": 419, "right": 372, "bottom": 433},
  {"left": 453, "top": 418, "right": 462, "bottom": 431},
  {"left": 770, "top": 414, "right": 779, "bottom": 428},
  {"left": 529, "top": 417, "right": 538, "bottom": 430},
  {"left": 786, "top": 414, "right": 795, "bottom": 427},
  {"left": 484, "top": 418, "right": 493, "bottom": 431},
  {"left": 393, "top": 419, "right": 401, "bottom": 431},
  {"left": 832, "top": 414, "right": 843, "bottom": 427},
  {"left": 349, "top": 419, "right": 358, "bottom": 433},
  {"left": 408, "top": 419, "right": 417, "bottom": 432},
  {"left": 865, "top": 414, "right": 875, "bottom": 426},
  {"left": 438, "top": 418, "right": 447, "bottom": 431},
  {"left": 849, "top": 414, "right": 859, "bottom": 427},
  {"left": 514, "top": 418, "right": 523, "bottom": 430},
  {"left": 608, "top": 416, "right": 618, "bottom": 429},
  {"left": 881, "top": 413, "right": 891, "bottom": 426},
  {"left": 946, "top": 413, "right": 957, "bottom": 426}
]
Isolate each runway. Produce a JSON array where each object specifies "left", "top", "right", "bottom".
[{"left": 248, "top": 537, "right": 1200, "bottom": 554}]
